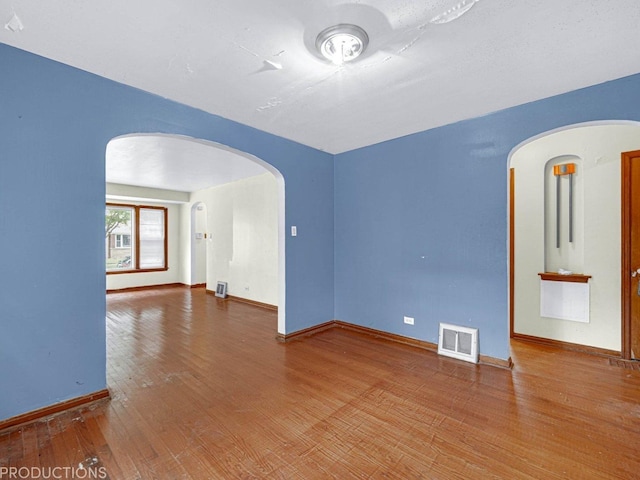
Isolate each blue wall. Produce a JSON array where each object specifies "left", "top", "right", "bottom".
[
  {"left": 0, "top": 43, "right": 334, "bottom": 420},
  {"left": 334, "top": 74, "right": 640, "bottom": 360},
  {"left": 3, "top": 39, "right": 640, "bottom": 421}
]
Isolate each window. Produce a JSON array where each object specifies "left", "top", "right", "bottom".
[
  {"left": 115, "top": 234, "right": 131, "bottom": 248},
  {"left": 139, "top": 208, "right": 165, "bottom": 269},
  {"left": 106, "top": 203, "right": 168, "bottom": 273}
]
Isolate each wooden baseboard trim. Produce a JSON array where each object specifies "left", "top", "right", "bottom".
[
  {"left": 278, "top": 320, "right": 512, "bottom": 369},
  {"left": 107, "top": 283, "right": 186, "bottom": 294},
  {"left": 0, "top": 389, "right": 110, "bottom": 432},
  {"left": 275, "top": 321, "right": 336, "bottom": 343},
  {"left": 335, "top": 321, "right": 512, "bottom": 369},
  {"left": 609, "top": 358, "right": 640, "bottom": 370},
  {"left": 334, "top": 321, "right": 439, "bottom": 352},
  {"left": 190, "top": 283, "right": 206, "bottom": 289},
  {"left": 205, "top": 290, "right": 278, "bottom": 311},
  {"left": 512, "top": 333, "right": 620, "bottom": 358},
  {"left": 227, "top": 294, "right": 278, "bottom": 311},
  {"left": 479, "top": 354, "right": 514, "bottom": 369}
]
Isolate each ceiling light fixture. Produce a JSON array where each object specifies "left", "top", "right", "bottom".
[{"left": 316, "top": 24, "right": 369, "bottom": 65}]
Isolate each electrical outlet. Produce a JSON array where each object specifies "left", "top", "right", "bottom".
[{"left": 404, "top": 316, "right": 414, "bottom": 325}]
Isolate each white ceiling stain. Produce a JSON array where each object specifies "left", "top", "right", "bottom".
[
  {"left": 4, "top": 13, "right": 23, "bottom": 32},
  {"left": 1, "top": 0, "right": 640, "bottom": 155},
  {"left": 233, "top": 41, "right": 282, "bottom": 71},
  {"left": 256, "top": 98, "right": 283, "bottom": 112},
  {"left": 429, "top": 0, "right": 480, "bottom": 24}
]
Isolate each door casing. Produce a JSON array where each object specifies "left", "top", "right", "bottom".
[{"left": 621, "top": 150, "right": 640, "bottom": 360}]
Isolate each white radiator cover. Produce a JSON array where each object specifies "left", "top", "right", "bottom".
[
  {"left": 438, "top": 323, "right": 479, "bottom": 364},
  {"left": 540, "top": 279, "right": 590, "bottom": 323}
]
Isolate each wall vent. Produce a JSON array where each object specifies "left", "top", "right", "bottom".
[
  {"left": 438, "top": 323, "right": 479, "bottom": 364},
  {"left": 215, "top": 281, "right": 228, "bottom": 298}
]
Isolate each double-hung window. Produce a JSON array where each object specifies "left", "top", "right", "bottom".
[{"left": 106, "top": 203, "right": 168, "bottom": 273}]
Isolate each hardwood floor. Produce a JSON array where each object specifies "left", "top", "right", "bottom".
[{"left": 1, "top": 286, "right": 640, "bottom": 479}]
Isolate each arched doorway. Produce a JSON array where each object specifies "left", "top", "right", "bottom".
[
  {"left": 106, "top": 133, "right": 287, "bottom": 334},
  {"left": 508, "top": 122, "right": 640, "bottom": 354}
]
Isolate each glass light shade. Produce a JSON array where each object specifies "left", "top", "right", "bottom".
[{"left": 316, "top": 24, "right": 369, "bottom": 65}]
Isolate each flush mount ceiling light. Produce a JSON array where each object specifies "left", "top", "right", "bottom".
[{"left": 316, "top": 24, "right": 369, "bottom": 65}]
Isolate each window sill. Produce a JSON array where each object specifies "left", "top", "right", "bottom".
[{"left": 107, "top": 268, "right": 168, "bottom": 276}]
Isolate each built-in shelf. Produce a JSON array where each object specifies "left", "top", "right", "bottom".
[{"left": 538, "top": 272, "right": 591, "bottom": 283}]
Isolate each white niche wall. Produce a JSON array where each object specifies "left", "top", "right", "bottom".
[
  {"left": 511, "top": 124, "right": 640, "bottom": 351},
  {"left": 544, "top": 155, "right": 584, "bottom": 274}
]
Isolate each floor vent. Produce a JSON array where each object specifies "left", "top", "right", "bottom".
[
  {"left": 215, "top": 281, "right": 228, "bottom": 298},
  {"left": 438, "top": 323, "right": 479, "bottom": 364}
]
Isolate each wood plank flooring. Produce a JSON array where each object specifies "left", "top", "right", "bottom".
[{"left": 2, "top": 286, "right": 640, "bottom": 479}]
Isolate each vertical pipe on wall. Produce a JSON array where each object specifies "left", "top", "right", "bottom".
[
  {"left": 556, "top": 174, "right": 561, "bottom": 248},
  {"left": 569, "top": 173, "right": 574, "bottom": 243}
]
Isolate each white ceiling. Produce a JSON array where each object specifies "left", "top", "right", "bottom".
[
  {"left": 106, "top": 135, "right": 268, "bottom": 193},
  {"left": 2, "top": 0, "right": 640, "bottom": 158}
]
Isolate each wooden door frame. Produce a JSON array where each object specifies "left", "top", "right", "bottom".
[
  {"left": 513, "top": 150, "right": 637, "bottom": 357},
  {"left": 621, "top": 150, "right": 640, "bottom": 359}
]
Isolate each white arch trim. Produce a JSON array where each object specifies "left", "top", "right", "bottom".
[
  {"left": 507, "top": 120, "right": 640, "bottom": 169},
  {"left": 108, "top": 133, "right": 287, "bottom": 335},
  {"left": 506, "top": 120, "right": 640, "bottom": 257}
]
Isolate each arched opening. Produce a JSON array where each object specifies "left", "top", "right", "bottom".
[
  {"left": 508, "top": 121, "right": 640, "bottom": 355},
  {"left": 105, "top": 133, "right": 286, "bottom": 334}
]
